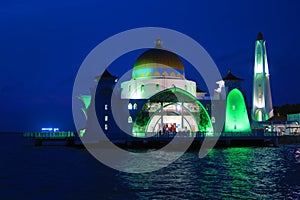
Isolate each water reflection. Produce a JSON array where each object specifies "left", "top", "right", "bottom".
[
  {"left": 2, "top": 134, "right": 300, "bottom": 199},
  {"left": 295, "top": 148, "right": 300, "bottom": 163},
  {"left": 118, "top": 146, "right": 300, "bottom": 199}
]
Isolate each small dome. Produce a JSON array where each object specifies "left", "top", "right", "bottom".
[{"left": 132, "top": 43, "right": 185, "bottom": 79}]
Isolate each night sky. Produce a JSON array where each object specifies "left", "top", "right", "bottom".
[{"left": 1, "top": 0, "right": 299, "bottom": 132}]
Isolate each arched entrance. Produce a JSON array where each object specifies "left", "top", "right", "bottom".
[
  {"left": 132, "top": 88, "right": 212, "bottom": 137},
  {"left": 255, "top": 109, "right": 263, "bottom": 122},
  {"left": 145, "top": 102, "right": 199, "bottom": 134}
]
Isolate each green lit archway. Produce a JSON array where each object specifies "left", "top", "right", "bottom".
[
  {"left": 225, "top": 88, "right": 251, "bottom": 133},
  {"left": 255, "top": 109, "right": 263, "bottom": 122},
  {"left": 145, "top": 102, "right": 199, "bottom": 134},
  {"left": 132, "top": 87, "right": 213, "bottom": 137}
]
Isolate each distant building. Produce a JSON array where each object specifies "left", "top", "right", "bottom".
[{"left": 287, "top": 113, "right": 300, "bottom": 124}]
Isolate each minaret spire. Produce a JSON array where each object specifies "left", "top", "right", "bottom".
[
  {"left": 252, "top": 32, "right": 273, "bottom": 122},
  {"left": 257, "top": 32, "right": 263, "bottom": 40}
]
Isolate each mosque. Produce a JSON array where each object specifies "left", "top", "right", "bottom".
[{"left": 78, "top": 33, "right": 275, "bottom": 139}]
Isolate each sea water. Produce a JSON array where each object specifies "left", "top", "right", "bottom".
[{"left": 0, "top": 133, "right": 300, "bottom": 199}]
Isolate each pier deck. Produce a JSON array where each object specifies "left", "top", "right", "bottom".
[{"left": 24, "top": 131, "right": 280, "bottom": 147}]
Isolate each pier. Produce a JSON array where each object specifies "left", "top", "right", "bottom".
[
  {"left": 23, "top": 130, "right": 280, "bottom": 148},
  {"left": 23, "top": 131, "right": 78, "bottom": 146}
]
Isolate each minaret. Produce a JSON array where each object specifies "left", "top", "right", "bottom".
[{"left": 252, "top": 32, "right": 273, "bottom": 122}]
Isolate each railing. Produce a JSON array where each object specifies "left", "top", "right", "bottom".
[
  {"left": 23, "top": 131, "right": 76, "bottom": 139},
  {"left": 132, "top": 131, "right": 280, "bottom": 139}
]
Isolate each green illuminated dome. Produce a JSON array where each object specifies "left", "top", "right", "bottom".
[{"left": 132, "top": 40, "right": 185, "bottom": 79}]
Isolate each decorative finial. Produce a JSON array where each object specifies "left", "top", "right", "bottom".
[
  {"left": 257, "top": 32, "right": 263, "bottom": 40},
  {"left": 155, "top": 38, "right": 162, "bottom": 48}
]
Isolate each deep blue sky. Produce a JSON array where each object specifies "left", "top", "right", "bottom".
[{"left": 0, "top": 0, "right": 299, "bottom": 132}]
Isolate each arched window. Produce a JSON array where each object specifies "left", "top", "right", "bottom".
[
  {"left": 104, "top": 104, "right": 108, "bottom": 110},
  {"left": 128, "top": 103, "right": 132, "bottom": 110},
  {"left": 128, "top": 84, "right": 131, "bottom": 92},
  {"left": 133, "top": 103, "right": 137, "bottom": 110},
  {"left": 156, "top": 83, "right": 160, "bottom": 90},
  {"left": 104, "top": 124, "right": 108, "bottom": 130},
  {"left": 141, "top": 84, "right": 145, "bottom": 92},
  {"left": 104, "top": 115, "right": 108, "bottom": 121},
  {"left": 128, "top": 116, "right": 133, "bottom": 123},
  {"left": 232, "top": 105, "right": 236, "bottom": 110},
  {"left": 211, "top": 116, "right": 216, "bottom": 124}
]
